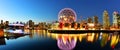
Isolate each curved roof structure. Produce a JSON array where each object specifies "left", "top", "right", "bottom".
[{"left": 58, "top": 8, "right": 77, "bottom": 23}]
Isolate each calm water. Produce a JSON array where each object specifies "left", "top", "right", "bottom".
[{"left": 0, "top": 30, "right": 120, "bottom": 50}]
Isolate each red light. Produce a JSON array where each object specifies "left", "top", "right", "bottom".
[{"left": 112, "top": 45, "right": 115, "bottom": 49}]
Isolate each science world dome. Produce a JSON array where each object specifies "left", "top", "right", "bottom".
[{"left": 58, "top": 8, "right": 77, "bottom": 23}]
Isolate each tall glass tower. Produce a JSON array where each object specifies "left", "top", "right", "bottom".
[
  {"left": 113, "top": 11, "right": 119, "bottom": 28},
  {"left": 103, "top": 10, "right": 110, "bottom": 29}
]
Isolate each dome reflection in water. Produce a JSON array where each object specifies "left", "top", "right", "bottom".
[
  {"left": 49, "top": 32, "right": 120, "bottom": 50},
  {"left": 57, "top": 34, "right": 77, "bottom": 50}
]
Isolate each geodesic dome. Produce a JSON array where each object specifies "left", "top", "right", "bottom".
[{"left": 58, "top": 8, "right": 77, "bottom": 23}]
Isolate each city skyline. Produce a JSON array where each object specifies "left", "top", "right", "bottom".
[{"left": 0, "top": 0, "right": 120, "bottom": 24}]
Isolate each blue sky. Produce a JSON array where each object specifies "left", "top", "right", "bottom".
[{"left": 0, "top": 0, "right": 120, "bottom": 24}]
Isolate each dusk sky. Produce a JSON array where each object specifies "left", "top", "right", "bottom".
[{"left": 0, "top": 0, "right": 120, "bottom": 24}]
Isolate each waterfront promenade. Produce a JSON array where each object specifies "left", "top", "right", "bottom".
[{"left": 48, "top": 29, "right": 120, "bottom": 33}]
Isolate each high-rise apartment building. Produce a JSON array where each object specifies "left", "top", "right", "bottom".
[{"left": 103, "top": 10, "right": 110, "bottom": 29}]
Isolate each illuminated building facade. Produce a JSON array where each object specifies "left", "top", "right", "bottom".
[
  {"left": 113, "top": 11, "right": 119, "bottom": 28},
  {"left": 93, "top": 16, "right": 98, "bottom": 24},
  {"left": 118, "top": 16, "right": 120, "bottom": 28},
  {"left": 52, "top": 22, "right": 59, "bottom": 29},
  {"left": 58, "top": 8, "right": 77, "bottom": 29},
  {"left": 28, "top": 20, "right": 34, "bottom": 29},
  {"left": 93, "top": 16, "right": 100, "bottom": 29},
  {"left": 103, "top": 10, "right": 110, "bottom": 29},
  {"left": 87, "top": 17, "right": 93, "bottom": 23},
  {"left": 4, "top": 21, "right": 9, "bottom": 29},
  {"left": 0, "top": 20, "right": 4, "bottom": 29},
  {"left": 58, "top": 8, "right": 77, "bottom": 23}
]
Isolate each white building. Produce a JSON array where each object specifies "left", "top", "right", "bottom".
[
  {"left": 51, "top": 22, "right": 59, "bottom": 29},
  {"left": 113, "top": 11, "right": 119, "bottom": 28}
]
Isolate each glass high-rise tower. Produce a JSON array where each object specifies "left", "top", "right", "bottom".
[{"left": 103, "top": 10, "right": 110, "bottom": 29}]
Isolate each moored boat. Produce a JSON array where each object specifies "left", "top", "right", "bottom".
[{"left": 5, "top": 23, "right": 24, "bottom": 35}]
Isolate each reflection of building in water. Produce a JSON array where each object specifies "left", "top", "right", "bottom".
[
  {"left": 110, "top": 32, "right": 119, "bottom": 48},
  {"left": 57, "top": 35, "right": 77, "bottom": 50},
  {"left": 48, "top": 34, "right": 78, "bottom": 50},
  {"left": 29, "top": 30, "right": 34, "bottom": 38},
  {"left": 48, "top": 33, "right": 120, "bottom": 49},
  {"left": 100, "top": 33, "right": 109, "bottom": 47},
  {"left": 0, "top": 38, "right": 6, "bottom": 45},
  {"left": 119, "top": 35, "right": 120, "bottom": 42},
  {"left": 94, "top": 33, "right": 99, "bottom": 41},
  {"left": 86, "top": 33, "right": 99, "bottom": 42},
  {"left": 24, "top": 29, "right": 48, "bottom": 38},
  {"left": 79, "top": 33, "right": 87, "bottom": 42},
  {"left": 87, "top": 33, "right": 95, "bottom": 42}
]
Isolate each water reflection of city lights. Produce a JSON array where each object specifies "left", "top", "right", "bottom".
[
  {"left": 100, "top": 33, "right": 109, "bottom": 47},
  {"left": 23, "top": 30, "right": 120, "bottom": 49},
  {"left": 79, "top": 34, "right": 87, "bottom": 42},
  {"left": 48, "top": 32, "right": 120, "bottom": 49},
  {"left": 110, "top": 33, "right": 119, "bottom": 48},
  {"left": 99, "top": 32, "right": 103, "bottom": 40},
  {"left": 57, "top": 34, "right": 77, "bottom": 50},
  {"left": 87, "top": 33, "right": 95, "bottom": 42}
]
